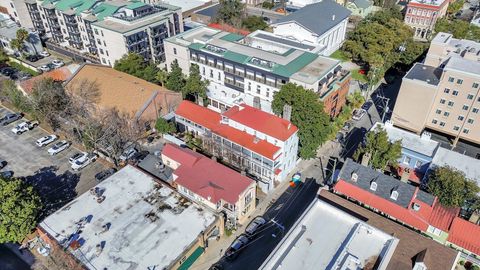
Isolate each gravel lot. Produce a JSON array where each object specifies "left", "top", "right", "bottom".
[{"left": 0, "top": 106, "right": 107, "bottom": 216}]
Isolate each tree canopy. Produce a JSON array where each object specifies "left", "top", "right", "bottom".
[
  {"left": 113, "top": 53, "right": 160, "bottom": 83},
  {"left": 342, "top": 8, "right": 426, "bottom": 83},
  {"left": 183, "top": 64, "right": 208, "bottom": 103},
  {"left": 242, "top": 16, "right": 268, "bottom": 31},
  {"left": 30, "top": 78, "right": 70, "bottom": 128},
  {"left": 272, "top": 83, "right": 330, "bottom": 159},
  {"left": 435, "top": 18, "right": 480, "bottom": 42},
  {"left": 447, "top": 0, "right": 464, "bottom": 16},
  {"left": 353, "top": 126, "right": 402, "bottom": 170},
  {"left": 0, "top": 177, "right": 42, "bottom": 243},
  {"left": 155, "top": 118, "right": 175, "bottom": 134},
  {"left": 427, "top": 166, "right": 480, "bottom": 207},
  {"left": 165, "top": 60, "right": 185, "bottom": 92},
  {"left": 216, "top": 0, "right": 245, "bottom": 27}
]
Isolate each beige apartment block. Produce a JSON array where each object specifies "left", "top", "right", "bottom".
[{"left": 393, "top": 32, "right": 480, "bottom": 145}]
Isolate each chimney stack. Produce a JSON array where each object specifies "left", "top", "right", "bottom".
[
  {"left": 361, "top": 152, "right": 371, "bottom": 166},
  {"left": 283, "top": 104, "right": 292, "bottom": 122},
  {"left": 401, "top": 168, "right": 410, "bottom": 183}
]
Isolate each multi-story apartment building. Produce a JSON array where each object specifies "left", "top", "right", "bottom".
[
  {"left": 0, "top": 13, "right": 43, "bottom": 55},
  {"left": 165, "top": 26, "right": 351, "bottom": 117},
  {"left": 25, "top": 0, "right": 182, "bottom": 65},
  {"left": 0, "top": 0, "right": 34, "bottom": 28},
  {"left": 174, "top": 100, "right": 299, "bottom": 193},
  {"left": 404, "top": 0, "right": 449, "bottom": 40},
  {"left": 161, "top": 143, "right": 256, "bottom": 225},
  {"left": 392, "top": 32, "right": 480, "bottom": 146}
]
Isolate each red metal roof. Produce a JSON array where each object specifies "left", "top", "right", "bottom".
[
  {"left": 163, "top": 144, "right": 254, "bottom": 204},
  {"left": 175, "top": 101, "right": 282, "bottom": 159},
  {"left": 334, "top": 180, "right": 430, "bottom": 231},
  {"left": 162, "top": 144, "right": 203, "bottom": 167},
  {"left": 19, "top": 67, "right": 74, "bottom": 95},
  {"left": 223, "top": 104, "right": 298, "bottom": 141},
  {"left": 428, "top": 204, "right": 459, "bottom": 232},
  {"left": 447, "top": 217, "right": 480, "bottom": 255}
]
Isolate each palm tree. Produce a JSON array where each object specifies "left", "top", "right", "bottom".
[
  {"left": 11, "top": 29, "right": 30, "bottom": 55},
  {"left": 10, "top": 38, "right": 23, "bottom": 53},
  {"left": 156, "top": 68, "right": 168, "bottom": 87}
]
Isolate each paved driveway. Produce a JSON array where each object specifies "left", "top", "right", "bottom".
[{"left": 0, "top": 106, "right": 107, "bottom": 216}]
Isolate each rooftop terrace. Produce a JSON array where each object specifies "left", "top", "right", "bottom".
[{"left": 39, "top": 165, "right": 216, "bottom": 270}]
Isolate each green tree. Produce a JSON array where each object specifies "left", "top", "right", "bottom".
[
  {"left": 155, "top": 118, "right": 175, "bottom": 134},
  {"left": 346, "top": 91, "right": 365, "bottom": 109},
  {"left": 216, "top": 0, "right": 245, "bottom": 27},
  {"left": 435, "top": 18, "right": 480, "bottom": 41},
  {"left": 183, "top": 64, "right": 209, "bottom": 103},
  {"left": 9, "top": 39, "right": 23, "bottom": 53},
  {"left": 0, "top": 177, "right": 42, "bottom": 243},
  {"left": 156, "top": 68, "right": 168, "bottom": 87},
  {"left": 0, "top": 48, "right": 9, "bottom": 64},
  {"left": 342, "top": 8, "right": 426, "bottom": 80},
  {"left": 262, "top": 1, "right": 274, "bottom": 9},
  {"left": 30, "top": 78, "right": 70, "bottom": 128},
  {"left": 242, "top": 16, "right": 268, "bottom": 31},
  {"left": 353, "top": 126, "right": 402, "bottom": 170},
  {"left": 9, "top": 29, "right": 29, "bottom": 54},
  {"left": 272, "top": 83, "right": 331, "bottom": 159},
  {"left": 165, "top": 60, "right": 185, "bottom": 92},
  {"left": 0, "top": 80, "right": 31, "bottom": 113},
  {"left": 447, "top": 0, "right": 464, "bottom": 16},
  {"left": 114, "top": 53, "right": 147, "bottom": 78},
  {"left": 142, "top": 64, "right": 160, "bottom": 84},
  {"left": 427, "top": 166, "right": 480, "bottom": 207}
]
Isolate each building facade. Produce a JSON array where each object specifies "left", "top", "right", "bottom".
[
  {"left": 175, "top": 100, "right": 299, "bottom": 193},
  {"left": 24, "top": 0, "right": 182, "bottom": 66},
  {"left": 165, "top": 26, "right": 351, "bottom": 116},
  {"left": 161, "top": 143, "right": 256, "bottom": 225},
  {"left": 404, "top": 0, "right": 449, "bottom": 40},
  {"left": 0, "top": 0, "right": 34, "bottom": 28},
  {"left": 392, "top": 32, "right": 480, "bottom": 146},
  {"left": 0, "top": 13, "right": 43, "bottom": 55}
]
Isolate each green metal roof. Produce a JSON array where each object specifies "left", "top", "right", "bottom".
[
  {"left": 220, "top": 33, "right": 244, "bottom": 42},
  {"left": 93, "top": 3, "right": 121, "bottom": 20},
  {"left": 176, "top": 247, "right": 204, "bottom": 270},
  {"left": 126, "top": 1, "right": 147, "bottom": 9},
  {"left": 272, "top": 52, "right": 318, "bottom": 77},
  {"left": 74, "top": 0, "right": 98, "bottom": 14},
  {"left": 223, "top": 50, "right": 249, "bottom": 63}
]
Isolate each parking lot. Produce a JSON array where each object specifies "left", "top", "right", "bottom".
[{"left": 0, "top": 106, "right": 107, "bottom": 216}]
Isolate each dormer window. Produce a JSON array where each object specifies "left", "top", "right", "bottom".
[
  {"left": 412, "top": 203, "right": 421, "bottom": 211},
  {"left": 351, "top": 172, "right": 358, "bottom": 182},
  {"left": 370, "top": 181, "right": 377, "bottom": 191},
  {"left": 390, "top": 190, "right": 399, "bottom": 200}
]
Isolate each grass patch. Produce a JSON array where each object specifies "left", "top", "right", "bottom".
[
  {"left": 8, "top": 61, "right": 39, "bottom": 76},
  {"left": 351, "top": 68, "right": 367, "bottom": 82},
  {"left": 330, "top": 50, "right": 349, "bottom": 62}
]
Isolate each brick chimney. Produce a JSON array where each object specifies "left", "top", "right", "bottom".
[{"left": 361, "top": 152, "right": 371, "bottom": 166}]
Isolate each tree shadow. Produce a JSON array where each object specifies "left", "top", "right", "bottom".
[{"left": 20, "top": 166, "right": 80, "bottom": 219}]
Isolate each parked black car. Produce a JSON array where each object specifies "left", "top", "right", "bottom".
[
  {"left": 0, "top": 159, "right": 7, "bottom": 170},
  {"left": 225, "top": 235, "right": 249, "bottom": 261},
  {"left": 95, "top": 168, "right": 117, "bottom": 182},
  {"left": 0, "top": 113, "right": 23, "bottom": 126},
  {"left": 128, "top": 150, "right": 149, "bottom": 165},
  {"left": 0, "top": 67, "right": 15, "bottom": 76},
  {"left": 26, "top": 54, "right": 41, "bottom": 62},
  {"left": 361, "top": 101, "right": 373, "bottom": 111},
  {"left": 0, "top": 171, "right": 14, "bottom": 179}
]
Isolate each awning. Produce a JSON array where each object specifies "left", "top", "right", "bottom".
[{"left": 177, "top": 246, "right": 205, "bottom": 270}]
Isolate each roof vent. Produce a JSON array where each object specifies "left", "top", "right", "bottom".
[
  {"left": 412, "top": 203, "right": 421, "bottom": 211},
  {"left": 370, "top": 181, "right": 377, "bottom": 191},
  {"left": 332, "top": 14, "right": 335, "bottom": 21},
  {"left": 351, "top": 172, "right": 358, "bottom": 182},
  {"left": 390, "top": 190, "right": 399, "bottom": 200}
]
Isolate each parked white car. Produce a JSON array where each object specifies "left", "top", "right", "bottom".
[
  {"left": 71, "top": 153, "right": 97, "bottom": 171},
  {"left": 39, "top": 51, "right": 50, "bottom": 57},
  {"left": 69, "top": 152, "right": 87, "bottom": 165},
  {"left": 11, "top": 121, "right": 39, "bottom": 134},
  {"left": 47, "top": 140, "right": 71, "bottom": 155},
  {"left": 36, "top": 135, "right": 58, "bottom": 147},
  {"left": 119, "top": 148, "right": 137, "bottom": 162},
  {"left": 352, "top": 109, "right": 367, "bottom": 121},
  {"left": 39, "top": 65, "right": 51, "bottom": 72},
  {"left": 51, "top": 59, "right": 64, "bottom": 68}
]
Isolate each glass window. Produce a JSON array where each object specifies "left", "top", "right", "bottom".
[
  {"left": 458, "top": 115, "right": 465, "bottom": 121},
  {"left": 453, "top": 126, "right": 460, "bottom": 131},
  {"left": 415, "top": 160, "right": 423, "bottom": 168},
  {"left": 448, "top": 77, "right": 454, "bottom": 82},
  {"left": 468, "top": 118, "right": 474, "bottom": 124},
  {"left": 444, "top": 88, "right": 450, "bottom": 93},
  {"left": 452, "top": 90, "right": 458, "bottom": 96},
  {"left": 443, "top": 111, "right": 450, "bottom": 117},
  {"left": 173, "top": 48, "right": 177, "bottom": 55},
  {"left": 403, "top": 156, "right": 411, "bottom": 164},
  {"left": 435, "top": 109, "right": 441, "bottom": 114},
  {"left": 473, "top": 108, "right": 479, "bottom": 113},
  {"left": 463, "top": 129, "right": 470, "bottom": 134},
  {"left": 448, "top": 101, "right": 454, "bottom": 106},
  {"left": 440, "top": 122, "right": 446, "bottom": 127},
  {"left": 457, "top": 79, "right": 463, "bottom": 84},
  {"left": 473, "top": 83, "right": 479, "bottom": 88},
  {"left": 467, "top": 94, "right": 474, "bottom": 100},
  {"left": 432, "top": 119, "right": 438, "bottom": 124},
  {"left": 440, "top": 99, "right": 446, "bottom": 104},
  {"left": 462, "top": 105, "right": 469, "bottom": 110}
]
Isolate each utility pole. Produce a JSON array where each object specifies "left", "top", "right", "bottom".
[
  {"left": 271, "top": 218, "right": 285, "bottom": 238},
  {"left": 376, "top": 95, "right": 390, "bottom": 122}
]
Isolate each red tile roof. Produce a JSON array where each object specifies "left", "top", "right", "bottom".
[
  {"left": 447, "top": 218, "right": 480, "bottom": 255},
  {"left": 163, "top": 144, "right": 254, "bottom": 204},
  {"left": 19, "top": 66, "right": 74, "bottom": 95},
  {"left": 223, "top": 104, "right": 298, "bottom": 141},
  {"left": 162, "top": 144, "right": 203, "bottom": 167},
  {"left": 175, "top": 101, "right": 282, "bottom": 159},
  {"left": 334, "top": 180, "right": 431, "bottom": 231}
]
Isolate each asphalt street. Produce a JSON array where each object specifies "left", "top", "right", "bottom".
[
  {"left": 212, "top": 177, "right": 321, "bottom": 270},
  {"left": 0, "top": 245, "right": 31, "bottom": 270}
]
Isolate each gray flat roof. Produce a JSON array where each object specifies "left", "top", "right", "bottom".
[
  {"left": 253, "top": 32, "right": 316, "bottom": 50},
  {"left": 273, "top": 0, "right": 351, "bottom": 36},
  {"left": 432, "top": 147, "right": 480, "bottom": 187},
  {"left": 39, "top": 165, "right": 216, "bottom": 270},
  {"left": 194, "top": 3, "right": 219, "bottom": 17},
  {"left": 404, "top": 63, "right": 442, "bottom": 86},
  {"left": 444, "top": 55, "right": 480, "bottom": 78},
  {"left": 137, "top": 154, "right": 174, "bottom": 184}
]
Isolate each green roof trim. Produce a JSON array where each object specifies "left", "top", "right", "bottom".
[
  {"left": 126, "top": 1, "right": 147, "bottom": 9},
  {"left": 223, "top": 50, "right": 249, "bottom": 63},
  {"left": 220, "top": 33, "right": 244, "bottom": 42},
  {"left": 74, "top": 0, "right": 98, "bottom": 14},
  {"left": 188, "top": 43, "right": 204, "bottom": 51},
  {"left": 176, "top": 247, "right": 204, "bottom": 270},
  {"left": 272, "top": 52, "right": 318, "bottom": 77},
  {"left": 93, "top": 3, "right": 121, "bottom": 20}
]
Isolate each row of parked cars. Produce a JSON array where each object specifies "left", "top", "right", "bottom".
[
  {"left": 0, "top": 66, "right": 31, "bottom": 81},
  {"left": 39, "top": 59, "right": 64, "bottom": 73},
  {"left": 25, "top": 51, "right": 50, "bottom": 62},
  {"left": 224, "top": 217, "right": 267, "bottom": 261}
]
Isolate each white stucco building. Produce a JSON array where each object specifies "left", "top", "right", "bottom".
[{"left": 271, "top": 0, "right": 351, "bottom": 56}]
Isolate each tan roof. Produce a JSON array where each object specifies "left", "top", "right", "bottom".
[
  {"left": 65, "top": 64, "right": 180, "bottom": 118},
  {"left": 319, "top": 190, "right": 458, "bottom": 270}
]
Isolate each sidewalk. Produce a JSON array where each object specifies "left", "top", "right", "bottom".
[{"left": 190, "top": 158, "right": 318, "bottom": 270}]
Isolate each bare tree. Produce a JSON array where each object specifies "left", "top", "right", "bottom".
[{"left": 30, "top": 78, "right": 69, "bottom": 129}]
